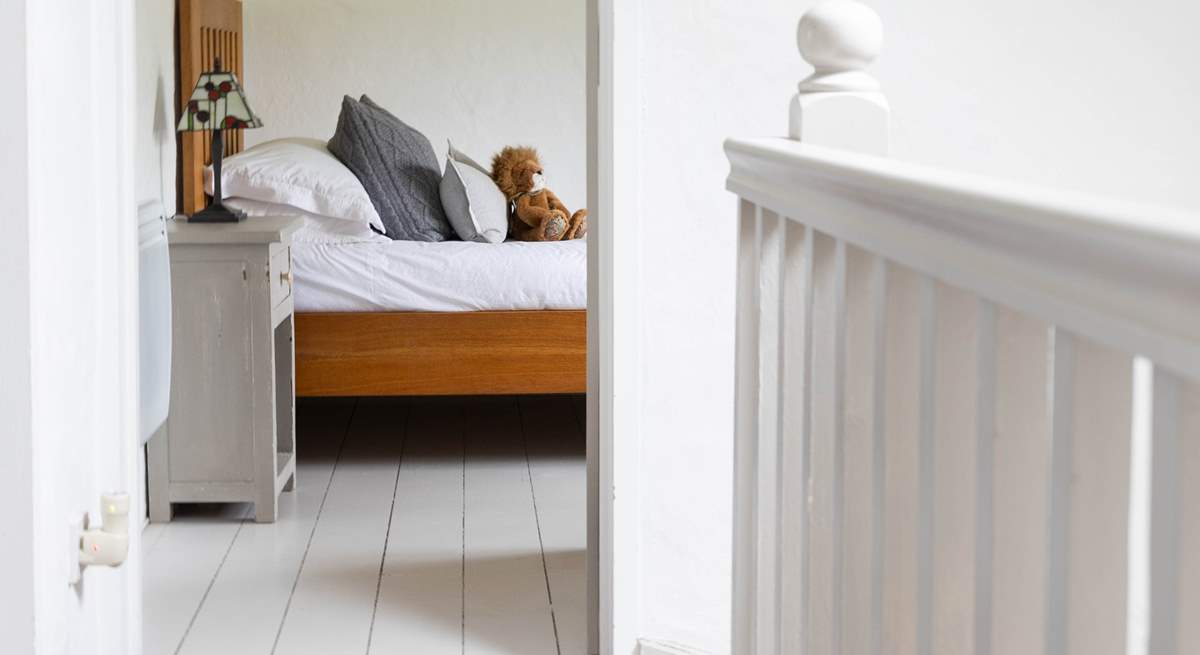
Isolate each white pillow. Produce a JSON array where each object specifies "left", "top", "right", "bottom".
[
  {"left": 205, "top": 137, "right": 385, "bottom": 234},
  {"left": 439, "top": 141, "right": 508, "bottom": 244},
  {"left": 222, "top": 197, "right": 389, "bottom": 245}
]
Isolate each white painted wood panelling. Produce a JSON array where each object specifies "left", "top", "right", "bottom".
[
  {"left": 1149, "top": 375, "right": 1200, "bottom": 654},
  {"left": 990, "top": 309, "right": 1051, "bottom": 655},
  {"left": 754, "top": 208, "right": 784, "bottom": 655},
  {"left": 841, "top": 246, "right": 886, "bottom": 655},
  {"left": 1047, "top": 336, "right": 1133, "bottom": 655},
  {"left": 369, "top": 398, "right": 465, "bottom": 654},
  {"left": 931, "top": 284, "right": 984, "bottom": 654},
  {"left": 779, "top": 222, "right": 814, "bottom": 655},
  {"left": 806, "top": 232, "right": 846, "bottom": 655},
  {"left": 271, "top": 399, "right": 407, "bottom": 655},
  {"left": 726, "top": 5, "right": 1200, "bottom": 655},
  {"left": 880, "top": 265, "right": 926, "bottom": 655},
  {"left": 732, "top": 198, "right": 761, "bottom": 655}
]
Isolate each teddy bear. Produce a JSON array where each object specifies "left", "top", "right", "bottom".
[{"left": 491, "top": 146, "right": 587, "bottom": 242}]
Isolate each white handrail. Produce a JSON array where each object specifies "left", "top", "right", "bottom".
[
  {"left": 726, "top": 138, "right": 1200, "bottom": 379},
  {"left": 729, "top": 3, "right": 1200, "bottom": 655}
]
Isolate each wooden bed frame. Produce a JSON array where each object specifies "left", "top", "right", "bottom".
[{"left": 177, "top": 0, "right": 586, "bottom": 397}]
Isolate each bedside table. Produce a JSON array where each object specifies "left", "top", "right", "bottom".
[{"left": 148, "top": 215, "right": 302, "bottom": 523}]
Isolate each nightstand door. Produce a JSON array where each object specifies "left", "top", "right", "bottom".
[{"left": 168, "top": 255, "right": 256, "bottom": 485}]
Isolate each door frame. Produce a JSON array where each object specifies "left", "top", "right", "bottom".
[
  {"left": 588, "top": 0, "right": 642, "bottom": 653},
  {"left": 0, "top": 1, "right": 141, "bottom": 652},
  {"left": 0, "top": 0, "right": 35, "bottom": 646}
]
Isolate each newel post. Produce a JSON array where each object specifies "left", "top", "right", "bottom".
[{"left": 790, "top": 0, "right": 889, "bottom": 155}]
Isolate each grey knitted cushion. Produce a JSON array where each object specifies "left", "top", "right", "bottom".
[{"left": 327, "top": 95, "right": 453, "bottom": 241}]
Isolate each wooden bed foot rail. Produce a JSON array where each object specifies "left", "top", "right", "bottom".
[{"left": 295, "top": 310, "right": 586, "bottom": 397}]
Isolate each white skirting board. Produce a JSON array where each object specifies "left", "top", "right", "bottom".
[{"left": 638, "top": 638, "right": 714, "bottom": 655}]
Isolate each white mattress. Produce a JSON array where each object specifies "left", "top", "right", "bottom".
[{"left": 292, "top": 238, "right": 586, "bottom": 312}]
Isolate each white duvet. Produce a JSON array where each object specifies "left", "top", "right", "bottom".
[{"left": 291, "top": 238, "right": 586, "bottom": 313}]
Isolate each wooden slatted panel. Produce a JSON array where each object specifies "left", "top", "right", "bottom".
[
  {"left": 931, "top": 285, "right": 986, "bottom": 654},
  {"left": 732, "top": 199, "right": 761, "bottom": 655},
  {"left": 881, "top": 265, "right": 931, "bottom": 655},
  {"left": 807, "top": 233, "right": 846, "bottom": 655},
  {"left": 841, "top": 247, "right": 886, "bottom": 655},
  {"left": 178, "top": 0, "right": 246, "bottom": 214},
  {"left": 1149, "top": 372, "right": 1200, "bottom": 654},
  {"left": 755, "top": 208, "right": 785, "bottom": 653},
  {"left": 1045, "top": 332, "right": 1132, "bottom": 655},
  {"left": 780, "top": 222, "right": 814, "bottom": 655},
  {"left": 990, "top": 308, "right": 1051, "bottom": 655}
]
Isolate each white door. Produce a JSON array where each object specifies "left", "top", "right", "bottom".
[{"left": 0, "top": 1, "right": 142, "bottom": 653}]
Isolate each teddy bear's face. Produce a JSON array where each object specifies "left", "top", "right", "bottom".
[{"left": 513, "top": 160, "right": 547, "bottom": 195}]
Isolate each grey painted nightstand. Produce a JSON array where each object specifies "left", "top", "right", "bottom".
[{"left": 148, "top": 215, "right": 303, "bottom": 523}]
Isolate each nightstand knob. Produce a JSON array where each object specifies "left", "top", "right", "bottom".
[{"left": 281, "top": 270, "right": 293, "bottom": 287}]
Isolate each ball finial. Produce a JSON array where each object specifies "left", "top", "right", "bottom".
[{"left": 797, "top": 0, "right": 883, "bottom": 92}]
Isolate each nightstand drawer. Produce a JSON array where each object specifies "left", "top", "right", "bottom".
[{"left": 270, "top": 245, "right": 293, "bottom": 308}]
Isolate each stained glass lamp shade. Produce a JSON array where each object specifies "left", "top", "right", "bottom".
[{"left": 177, "top": 58, "right": 262, "bottom": 222}]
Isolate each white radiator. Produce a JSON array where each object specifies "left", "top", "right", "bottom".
[{"left": 138, "top": 201, "right": 171, "bottom": 444}]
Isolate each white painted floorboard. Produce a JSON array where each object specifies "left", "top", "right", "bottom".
[
  {"left": 520, "top": 396, "right": 588, "bottom": 655},
  {"left": 143, "top": 503, "right": 252, "bottom": 655},
  {"left": 272, "top": 398, "right": 408, "bottom": 655},
  {"left": 368, "top": 398, "right": 465, "bottom": 654},
  {"left": 463, "top": 398, "right": 560, "bottom": 655},
  {"left": 143, "top": 396, "right": 585, "bottom": 655}
]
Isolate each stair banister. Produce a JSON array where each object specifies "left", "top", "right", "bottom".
[{"left": 728, "top": 2, "right": 1200, "bottom": 655}]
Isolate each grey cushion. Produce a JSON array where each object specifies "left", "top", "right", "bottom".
[
  {"left": 440, "top": 141, "right": 508, "bottom": 243},
  {"left": 327, "top": 95, "right": 453, "bottom": 241}
]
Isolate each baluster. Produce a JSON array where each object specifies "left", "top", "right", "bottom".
[
  {"left": 841, "top": 247, "right": 887, "bottom": 655},
  {"left": 1045, "top": 333, "right": 1133, "bottom": 655},
  {"left": 930, "top": 285, "right": 989, "bottom": 653},
  {"left": 1148, "top": 372, "right": 1200, "bottom": 654},
  {"left": 807, "top": 233, "right": 847, "bottom": 655},
  {"left": 780, "top": 222, "right": 814, "bottom": 655},
  {"left": 990, "top": 309, "right": 1052, "bottom": 655},
  {"left": 734, "top": 199, "right": 761, "bottom": 655},
  {"left": 756, "top": 209, "right": 785, "bottom": 653},
  {"left": 880, "top": 265, "right": 930, "bottom": 655}
]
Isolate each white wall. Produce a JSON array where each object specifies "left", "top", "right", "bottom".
[
  {"left": 136, "top": 0, "right": 177, "bottom": 214},
  {"left": 871, "top": 0, "right": 1200, "bottom": 213},
  {"left": 243, "top": 0, "right": 589, "bottom": 213},
  {"left": 621, "top": 1, "right": 1200, "bottom": 653},
  {"left": 624, "top": 2, "right": 796, "bottom": 652}
]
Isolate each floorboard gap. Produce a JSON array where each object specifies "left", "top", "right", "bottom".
[
  {"left": 518, "top": 397, "right": 564, "bottom": 655},
  {"left": 366, "top": 400, "right": 409, "bottom": 654}
]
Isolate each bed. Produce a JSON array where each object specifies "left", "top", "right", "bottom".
[{"left": 177, "top": 0, "right": 586, "bottom": 397}]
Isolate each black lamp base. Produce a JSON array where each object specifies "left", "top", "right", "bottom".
[{"left": 188, "top": 202, "right": 246, "bottom": 223}]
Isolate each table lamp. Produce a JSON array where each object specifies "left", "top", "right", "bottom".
[{"left": 177, "top": 57, "right": 263, "bottom": 222}]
